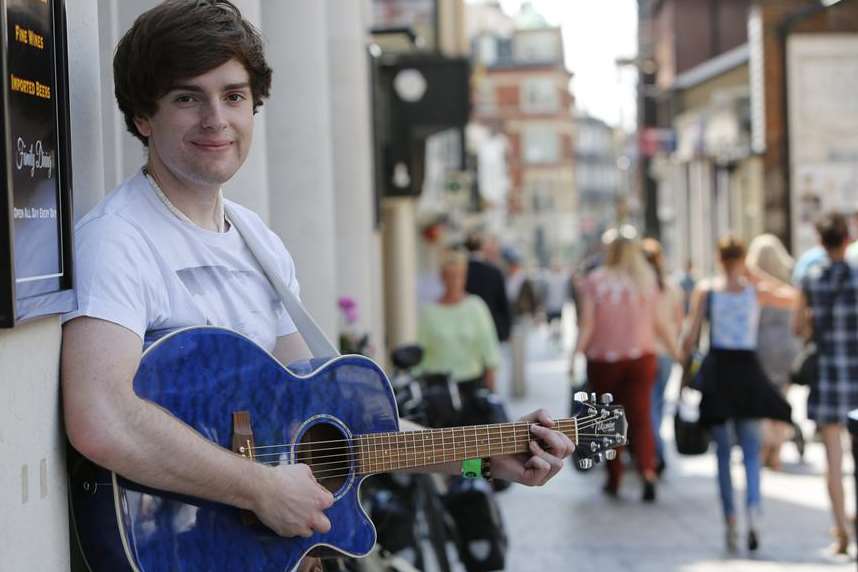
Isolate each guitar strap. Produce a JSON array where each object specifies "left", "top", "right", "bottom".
[{"left": 225, "top": 204, "right": 340, "bottom": 359}]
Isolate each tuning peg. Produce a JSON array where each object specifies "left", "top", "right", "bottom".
[
  {"left": 604, "top": 450, "right": 617, "bottom": 461},
  {"left": 577, "top": 457, "right": 593, "bottom": 471},
  {"left": 590, "top": 392, "right": 597, "bottom": 403},
  {"left": 593, "top": 452, "right": 604, "bottom": 464},
  {"left": 574, "top": 391, "right": 589, "bottom": 403},
  {"left": 600, "top": 393, "right": 614, "bottom": 405}
]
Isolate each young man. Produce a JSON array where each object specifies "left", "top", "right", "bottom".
[{"left": 61, "top": 1, "right": 573, "bottom": 569}]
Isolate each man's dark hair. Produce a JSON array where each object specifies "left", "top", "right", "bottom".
[
  {"left": 114, "top": 0, "right": 272, "bottom": 145},
  {"left": 464, "top": 231, "right": 483, "bottom": 253},
  {"left": 815, "top": 211, "right": 850, "bottom": 250}
]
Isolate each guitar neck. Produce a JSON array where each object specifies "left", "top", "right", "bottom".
[{"left": 355, "top": 418, "right": 578, "bottom": 474}]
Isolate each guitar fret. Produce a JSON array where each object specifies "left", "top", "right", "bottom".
[
  {"left": 397, "top": 430, "right": 403, "bottom": 470},
  {"left": 366, "top": 435, "right": 375, "bottom": 473}
]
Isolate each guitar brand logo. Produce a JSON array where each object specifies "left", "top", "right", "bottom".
[{"left": 595, "top": 420, "right": 616, "bottom": 435}]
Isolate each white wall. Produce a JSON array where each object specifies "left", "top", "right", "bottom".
[
  {"left": 327, "top": 0, "right": 386, "bottom": 357},
  {"left": 260, "top": 2, "right": 339, "bottom": 340},
  {"left": 0, "top": 1, "right": 105, "bottom": 569}
]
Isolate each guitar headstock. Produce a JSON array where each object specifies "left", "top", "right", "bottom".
[{"left": 571, "top": 392, "right": 628, "bottom": 471}]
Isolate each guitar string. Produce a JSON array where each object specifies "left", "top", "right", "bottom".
[
  {"left": 254, "top": 431, "right": 625, "bottom": 480},
  {"left": 248, "top": 426, "right": 613, "bottom": 465},
  {"left": 246, "top": 418, "right": 588, "bottom": 452},
  {"left": 248, "top": 421, "right": 581, "bottom": 458},
  {"left": 253, "top": 432, "right": 621, "bottom": 478},
  {"left": 245, "top": 415, "right": 603, "bottom": 454},
  {"left": 244, "top": 426, "right": 621, "bottom": 472},
  {"left": 243, "top": 418, "right": 614, "bottom": 464},
  {"left": 245, "top": 418, "right": 612, "bottom": 461}
]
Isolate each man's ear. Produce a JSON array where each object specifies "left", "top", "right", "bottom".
[{"left": 133, "top": 116, "right": 152, "bottom": 138}]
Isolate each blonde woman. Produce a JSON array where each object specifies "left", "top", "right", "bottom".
[
  {"left": 573, "top": 226, "right": 680, "bottom": 502},
  {"left": 746, "top": 234, "right": 802, "bottom": 470}
]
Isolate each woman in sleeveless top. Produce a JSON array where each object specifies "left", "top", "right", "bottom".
[{"left": 682, "top": 236, "right": 795, "bottom": 553}]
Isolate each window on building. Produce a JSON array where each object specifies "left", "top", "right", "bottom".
[
  {"left": 523, "top": 125, "right": 558, "bottom": 164},
  {"left": 521, "top": 78, "right": 558, "bottom": 113},
  {"left": 478, "top": 35, "right": 497, "bottom": 66},
  {"left": 476, "top": 77, "right": 497, "bottom": 114}
]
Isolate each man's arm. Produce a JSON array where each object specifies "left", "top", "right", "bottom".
[
  {"left": 62, "top": 317, "right": 333, "bottom": 538},
  {"left": 680, "top": 282, "right": 708, "bottom": 360},
  {"left": 792, "top": 290, "right": 811, "bottom": 339},
  {"left": 273, "top": 331, "right": 313, "bottom": 365}
]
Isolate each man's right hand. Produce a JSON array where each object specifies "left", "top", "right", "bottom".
[{"left": 251, "top": 463, "right": 334, "bottom": 538}]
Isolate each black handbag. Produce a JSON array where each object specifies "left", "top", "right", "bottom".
[
  {"left": 674, "top": 387, "right": 709, "bottom": 456},
  {"left": 790, "top": 342, "right": 818, "bottom": 387}
]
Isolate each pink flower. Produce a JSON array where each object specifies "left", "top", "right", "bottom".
[{"left": 338, "top": 296, "right": 358, "bottom": 324}]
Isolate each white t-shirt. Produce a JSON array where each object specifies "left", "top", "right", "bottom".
[{"left": 63, "top": 170, "right": 299, "bottom": 352}]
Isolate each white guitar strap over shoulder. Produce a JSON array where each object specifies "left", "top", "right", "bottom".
[{"left": 225, "top": 204, "right": 340, "bottom": 359}]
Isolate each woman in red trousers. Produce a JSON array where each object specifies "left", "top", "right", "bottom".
[{"left": 572, "top": 225, "right": 680, "bottom": 502}]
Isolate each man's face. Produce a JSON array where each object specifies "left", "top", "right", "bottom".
[{"left": 134, "top": 58, "right": 254, "bottom": 189}]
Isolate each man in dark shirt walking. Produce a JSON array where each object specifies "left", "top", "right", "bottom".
[{"left": 465, "top": 231, "right": 512, "bottom": 343}]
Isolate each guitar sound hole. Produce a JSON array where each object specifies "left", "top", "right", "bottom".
[{"left": 296, "top": 422, "right": 351, "bottom": 494}]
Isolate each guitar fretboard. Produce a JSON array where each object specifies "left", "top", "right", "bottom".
[{"left": 355, "top": 419, "right": 578, "bottom": 474}]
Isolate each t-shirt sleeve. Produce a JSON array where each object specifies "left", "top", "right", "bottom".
[
  {"left": 263, "top": 226, "right": 300, "bottom": 338},
  {"left": 62, "top": 216, "right": 162, "bottom": 340}
]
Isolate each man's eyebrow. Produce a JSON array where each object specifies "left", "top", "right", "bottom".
[{"left": 167, "top": 82, "right": 251, "bottom": 93}]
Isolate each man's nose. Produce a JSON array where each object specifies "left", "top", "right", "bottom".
[{"left": 200, "top": 100, "right": 228, "bottom": 130}]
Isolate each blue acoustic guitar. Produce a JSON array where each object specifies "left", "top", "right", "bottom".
[{"left": 69, "top": 326, "right": 627, "bottom": 572}]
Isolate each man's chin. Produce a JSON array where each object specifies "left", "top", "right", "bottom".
[{"left": 188, "top": 163, "right": 242, "bottom": 186}]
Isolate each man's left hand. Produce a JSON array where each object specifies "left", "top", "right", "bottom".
[{"left": 490, "top": 409, "right": 574, "bottom": 486}]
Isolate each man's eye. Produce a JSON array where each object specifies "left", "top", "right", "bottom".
[
  {"left": 174, "top": 94, "right": 196, "bottom": 104},
  {"left": 227, "top": 93, "right": 247, "bottom": 103}
]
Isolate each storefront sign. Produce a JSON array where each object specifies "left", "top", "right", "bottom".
[
  {"left": 0, "top": 0, "right": 74, "bottom": 327},
  {"left": 787, "top": 35, "right": 858, "bottom": 255}
]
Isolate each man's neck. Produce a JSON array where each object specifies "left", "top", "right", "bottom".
[
  {"left": 145, "top": 160, "right": 225, "bottom": 232},
  {"left": 828, "top": 245, "right": 847, "bottom": 262}
]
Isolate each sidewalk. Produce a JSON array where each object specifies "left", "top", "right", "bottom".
[{"left": 495, "top": 322, "right": 855, "bottom": 572}]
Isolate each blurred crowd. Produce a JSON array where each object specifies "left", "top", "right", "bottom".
[{"left": 412, "top": 211, "right": 858, "bottom": 563}]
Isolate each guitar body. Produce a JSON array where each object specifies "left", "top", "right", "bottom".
[{"left": 69, "top": 326, "right": 399, "bottom": 572}]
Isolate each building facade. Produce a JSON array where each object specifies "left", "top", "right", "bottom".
[
  {"left": 639, "top": 0, "right": 858, "bottom": 273},
  {"left": 469, "top": 3, "right": 576, "bottom": 266},
  {"left": 574, "top": 113, "right": 624, "bottom": 254}
]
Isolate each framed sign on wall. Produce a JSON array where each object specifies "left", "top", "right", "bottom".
[{"left": 0, "top": 0, "right": 74, "bottom": 327}]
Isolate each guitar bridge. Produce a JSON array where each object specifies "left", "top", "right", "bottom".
[{"left": 232, "top": 410, "right": 260, "bottom": 526}]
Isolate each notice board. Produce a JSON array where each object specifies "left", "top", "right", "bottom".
[{"left": 0, "top": 0, "right": 74, "bottom": 327}]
